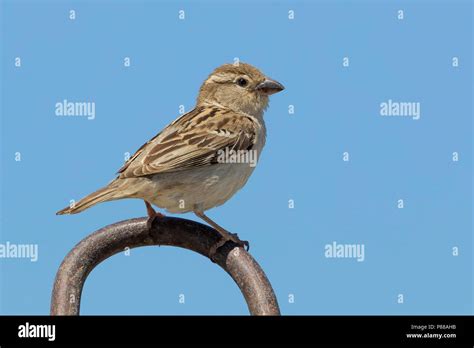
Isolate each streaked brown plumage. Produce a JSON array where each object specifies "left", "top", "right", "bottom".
[{"left": 57, "top": 62, "right": 284, "bottom": 255}]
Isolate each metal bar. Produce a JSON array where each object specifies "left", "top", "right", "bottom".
[{"left": 50, "top": 217, "right": 280, "bottom": 315}]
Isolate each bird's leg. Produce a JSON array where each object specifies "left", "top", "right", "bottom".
[
  {"left": 145, "top": 200, "right": 165, "bottom": 229},
  {"left": 194, "top": 211, "right": 249, "bottom": 259}
]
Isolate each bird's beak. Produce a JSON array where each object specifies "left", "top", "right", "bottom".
[{"left": 255, "top": 78, "right": 285, "bottom": 95}]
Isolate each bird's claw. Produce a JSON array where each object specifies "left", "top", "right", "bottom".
[
  {"left": 145, "top": 212, "right": 165, "bottom": 229},
  {"left": 146, "top": 215, "right": 155, "bottom": 230},
  {"left": 209, "top": 233, "right": 249, "bottom": 262},
  {"left": 144, "top": 201, "right": 165, "bottom": 229}
]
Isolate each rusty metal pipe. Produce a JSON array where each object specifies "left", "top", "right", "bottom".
[{"left": 50, "top": 217, "right": 280, "bottom": 315}]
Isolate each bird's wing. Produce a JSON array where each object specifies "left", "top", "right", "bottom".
[{"left": 117, "top": 105, "right": 260, "bottom": 178}]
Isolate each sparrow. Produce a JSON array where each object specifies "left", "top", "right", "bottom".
[{"left": 57, "top": 63, "right": 284, "bottom": 256}]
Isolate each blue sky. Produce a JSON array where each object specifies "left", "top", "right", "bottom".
[{"left": 1, "top": 0, "right": 472, "bottom": 314}]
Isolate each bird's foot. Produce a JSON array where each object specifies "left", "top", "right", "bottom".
[
  {"left": 144, "top": 201, "right": 165, "bottom": 229},
  {"left": 209, "top": 233, "right": 249, "bottom": 262},
  {"left": 146, "top": 212, "right": 166, "bottom": 230}
]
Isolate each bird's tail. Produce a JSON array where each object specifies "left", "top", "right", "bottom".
[{"left": 56, "top": 180, "right": 122, "bottom": 215}]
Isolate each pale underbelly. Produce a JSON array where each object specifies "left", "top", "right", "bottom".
[{"left": 139, "top": 163, "right": 256, "bottom": 213}]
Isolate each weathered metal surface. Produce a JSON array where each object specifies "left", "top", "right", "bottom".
[{"left": 50, "top": 217, "right": 280, "bottom": 315}]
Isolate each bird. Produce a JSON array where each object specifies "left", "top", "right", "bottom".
[{"left": 57, "top": 62, "right": 284, "bottom": 256}]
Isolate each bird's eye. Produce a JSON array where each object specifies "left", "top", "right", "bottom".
[{"left": 236, "top": 78, "right": 248, "bottom": 87}]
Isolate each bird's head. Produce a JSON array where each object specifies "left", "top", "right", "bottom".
[{"left": 197, "top": 63, "right": 284, "bottom": 117}]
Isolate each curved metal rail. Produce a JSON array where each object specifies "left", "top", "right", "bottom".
[{"left": 50, "top": 217, "right": 280, "bottom": 315}]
